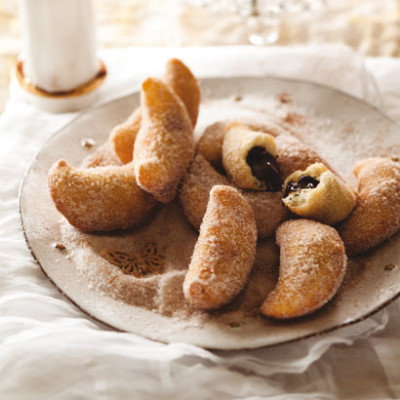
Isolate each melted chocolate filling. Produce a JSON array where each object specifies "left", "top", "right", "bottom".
[
  {"left": 284, "top": 174, "right": 319, "bottom": 197},
  {"left": 246, "top": 147, "right": 281, "bottom": 192}
]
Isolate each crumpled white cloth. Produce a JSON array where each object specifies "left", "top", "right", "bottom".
[{"left": 0, "top": 45, "right": 399, "bottom": 400}]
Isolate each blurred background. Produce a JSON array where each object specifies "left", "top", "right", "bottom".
[{"left": 1, "top": 0, "right": 400, "bottom": 113}]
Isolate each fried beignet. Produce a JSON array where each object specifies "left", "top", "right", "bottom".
[
  {"left": 110, "top": 108, "right": 142, "bottom": 164},
  {"left": 276, "top": 134, "right": 334, "bottom": 180},
  {"left": 197, "top": 119, "right": 287, "bottom": 171},
  {"left": 183, "top": 185, "right": 257, "bottom": 309},
  {"left": 261, "top": 219, "right": 347, "bottom": 319},
  {"left": 196, "top": 121, "right": 228, "bottom": 171},
  {"left": 180, "top": 153, "right": 229, "bottom": 229},
  {"left": 179, "top": 154, "right": 288, "bottom": 238},
  {"left": 111, "top": 59, "right": 200, "bottom": 164},
  {"left": 133, "top": 78, "right": 194, "bottom": 203},
  {"left": 164, "top": 58, "right": 201, "bottom": 127},
  {"left": 222, "top": 123, "right": 280, "bottom": 191},
  {"left": 339, "top": 157, "right": 400, "bottom": 256},
  {"left": 244, "top": 190, "right": 289, "bottom": 239},
  {"left": 48, "top": 160, "right": 157, "bottom": 232},
  {"left": 283, "top": 163, "right": 356, "bottom": 225}
]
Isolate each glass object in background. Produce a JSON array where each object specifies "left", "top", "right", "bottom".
[
  {"left": 235, "top": 0, "right": 326, "bottom": 46},
  {"left": 236, "top": 0, "right": 282, "bottom": 45},
  {"left": 183, "top": 0, "right": 326, "bottom": 46}
]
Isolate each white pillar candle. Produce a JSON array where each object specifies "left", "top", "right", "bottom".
[{"left": 19, "top": 0, "right": 99, "bottom": 93}]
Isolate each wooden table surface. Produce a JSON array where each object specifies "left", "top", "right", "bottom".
[{"left": 1, "top": 0, "right": 400, "bottom": 113}]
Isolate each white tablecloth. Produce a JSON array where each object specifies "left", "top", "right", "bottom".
[{"left": 1, "top": 45, "right": 399, "bottom": 400}]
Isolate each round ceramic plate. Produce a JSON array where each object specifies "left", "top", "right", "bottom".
[{"left": 20, "top": 77, "right": 400, "bottom": 350}]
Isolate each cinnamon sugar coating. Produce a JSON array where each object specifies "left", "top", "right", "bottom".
[
  {"left": 339, "top": 157, "right": 400, "bottom": 256},
  {"left": 183, "top": 185, "right": 257, "bottom": 309},
  {"left": 261, "top": 219, "right": 347, "bottom": 319},
  {"left": 110, "top": 59, "right": 200, "bottom": 164},
  {"left": 179, "top": 154, "right": 288, "bottom": 239},
  {"left": 164, "top": 58, "right": 201, "bottom": 127},
  {"left": 276, "top": 134, "right": 334, "bottom": 180},
  {"left": 110, "top": 108, "right": 142, "bottom": 164},
  {"left": 133, "top": 78, "right": 194, "bottom": 203},
  {"left": 48, "top": 160, "right": 157, "bottom": 232},
  {"left": 244, "top": 190, "right": 289, "bottom": 238},
  {"left": 196, "top": 121, "right": 228, "bottom": 171},
  {"left": 180, "top": 153, "right": 229, "bottom": 229}
]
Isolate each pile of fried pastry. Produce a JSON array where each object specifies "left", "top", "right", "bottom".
[{"left": 48, "top": 59, "right": 400, "bottom": 320}]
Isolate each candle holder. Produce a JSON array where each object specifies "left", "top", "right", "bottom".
[
  {"left": 15, "top": 0, "right": 106, "bottom": 113},
  {"left": 14, "top": 59, "right": 106, "bottom": 113}
]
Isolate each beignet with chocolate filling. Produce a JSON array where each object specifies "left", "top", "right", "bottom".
[
  {"left": 283, "top": 163, "right": 356, "bottom": 225},
  {"left": 197, "top": 119, "right": 287, "bottom": 171},
  {"left": 222, "top": 123, "right": 281, "bottom": 192}
]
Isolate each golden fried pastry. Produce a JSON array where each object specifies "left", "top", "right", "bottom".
[
  {"left": 179, "top": 154, "right": 288, "bottom": 238},
  {"left": 164, "top": 58, "right": 201, "bottom": 127},
  {"left": 339, "top": 157, "right": 400, "bottom": 256},
  {"left": 244, "top": 190, "right": 289, "bottom": 239},
  {"left": 133, "top": 78, "right": 194, "bottom": 203},
  {"left": 81, "top": 141, "right": 123, "bottom": 168},
  {"left": 196, "top": 121, "right": 228, "bottom": 171},
  {"left": 197, "top": 119, "right": 287, "bottom": 171},
  {"left": 180, "top": 153, "right": 229, "bottom": 229},
  {"left": 222, "top": 123, "right": 280, "bottom": 191},
  {"left": 110, "top": 108, "right": 142, "bottom": 164},
  {"left": 183, "top": 185, "right": 257, "bottom": 309},
  {"left": 276, "top": 134, "right": 334, "bottom": 180},
  {"left": 283, "top": 163, "right": 356, "bottom": 225},
  {"left": 110, "top": 59, "right": 200, "bottom": 164},
  {"left": 261, "top": 219, "right": 347, "bottom": 319},
  {"left": 48, "top": 160, "right": 157, "bottom": 231}
]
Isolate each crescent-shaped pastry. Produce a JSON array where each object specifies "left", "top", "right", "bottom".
[
  {"left": 261, "top": 219, "right": 347, "bottom": 319},
  {"left": 283, "top": 163, "right": 357, "bottom": 225},
  {"left": 339, "top": 157, "right": 400, "bottom": 256},
  {"left": 197, "top": 119, "right": 287, "bottom": 171},
  {"left": 164, "top": 58, "right": 201, "bottom": 127},
  {"left": 48, "top": 160, "right": 157, "bottom": 232},
  {"left": 133, "top": 78, "right": 194, "bottom": 203},
  {"left": 111, "top": 58, "right": 200, "bottom": 164},
  {"left": 222, "top": 123, "right": 280, "bottom": 191},
  {"left": 179, "top": 153, "right": 288, "bottom": 238},
  {"left": 183, "top": 185, "right": 257, "bottom": 309}
]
